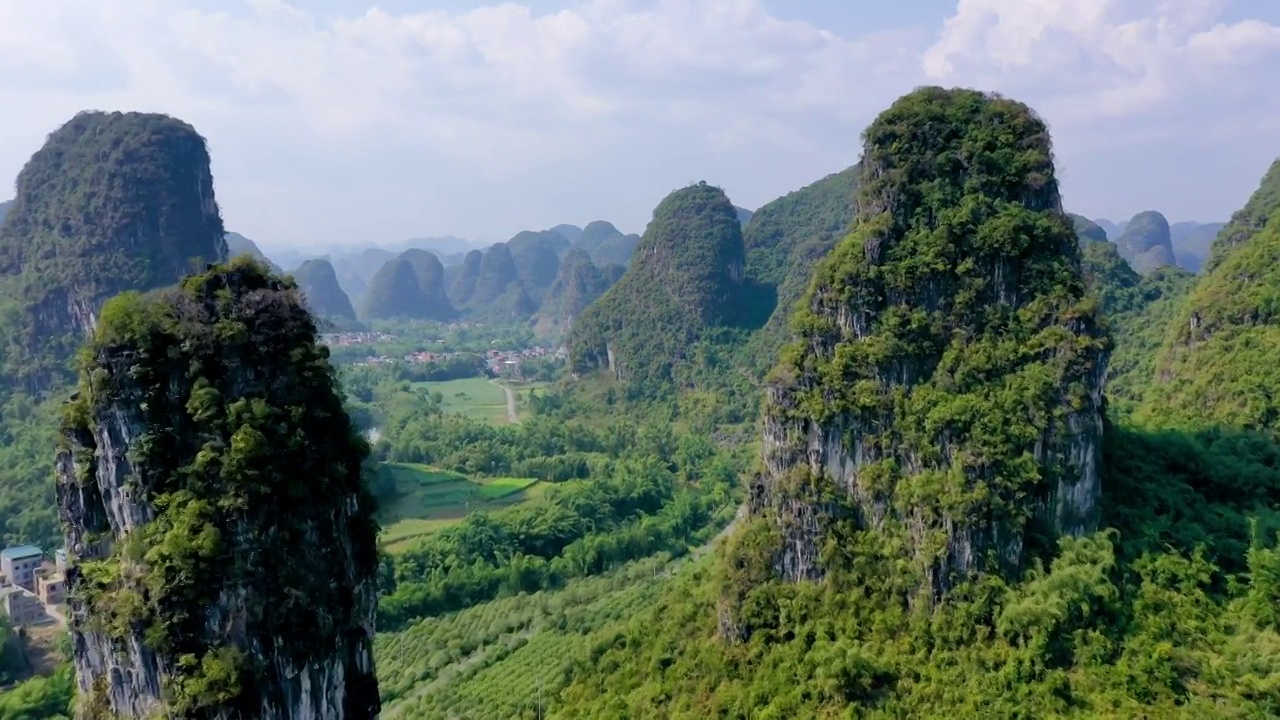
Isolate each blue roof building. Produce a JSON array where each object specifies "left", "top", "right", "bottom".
[{"left": 0, "top": 546, "right": 42, "bottom": 561}]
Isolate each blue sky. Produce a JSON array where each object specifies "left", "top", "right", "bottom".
[{"left": 1, "top": 0, "right": 1278, "bottom": 252}]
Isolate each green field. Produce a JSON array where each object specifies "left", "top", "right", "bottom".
[
  {"left": 413, "top": 377, "right": 512, "bottom": 424},
  {"left": 376, "top": 463, "right": 539, "bottom": 553},
  {"left": 412, "top": 377, "right": 549, "bottom": 425}
]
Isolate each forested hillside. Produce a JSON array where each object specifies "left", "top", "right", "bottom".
[
  {"left": 569, "top": 182, "right": 747, "bottom": 393},
  {"left": 362, "top": 250, "right": 456, "bottom": 321},
  {"left": 574, "top": 220, "right": 639, "bottom": 267},
  {"left": 0, "top": 111, "right": 227, "bottom": 391},
  {"left": 549, "top": 87, "right": 1280, "bottom": 719},
  {"left": 533, "top": 247, "right": 612, "bottom": 336},
  {"left": 740, "top": 164, "right": 860, "bottom": 367},
  {"left": 225, "top": 231, "right": 282, "bottom": 273},
  {"left": 1144, "top": 157, "right": 1280, "bottom": 429}
]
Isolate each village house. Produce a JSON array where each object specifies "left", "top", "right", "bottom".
[
  {"left": 0, "top": 545, "right": 42, "bottom": 591},
  {"left": 0, "top": 585, "right": 46, "bottom": 627},
  {"left": 35, "top": 569, "right": 65, "bottom": 606}
]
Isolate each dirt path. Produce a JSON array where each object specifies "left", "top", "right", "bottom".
[{"left": 491, "top": 379, "right": 518, "bottom": 423}]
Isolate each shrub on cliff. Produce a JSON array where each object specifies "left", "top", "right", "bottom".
[{"left": 58, "top": 257, "right": 379, "bottom": 718}]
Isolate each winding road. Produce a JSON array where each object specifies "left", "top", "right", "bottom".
[{"left": 491, "top": 379, "right": 518, "bottom": 423}]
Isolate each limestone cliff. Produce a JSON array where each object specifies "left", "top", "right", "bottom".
[
  {"left": 57, "top": 258, "right": 380, "bottom": 719},
  {"left": 752, "top": 88, "right": 1108, "bottom": 601},
  {"left": 292, "top": 258, "right": 357, "bottom": 320},
  {"left": 1116, "top": 211, "right": 1177, "bottom": 274},
  {"left": 0, "top": 111, "right": 227, "bottom": 390},
  {"left": 569, "top": 182, "right": 746, "bottom": 390}
]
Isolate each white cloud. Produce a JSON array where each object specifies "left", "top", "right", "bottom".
[
  {"left": 0, "top": 0, "right": 922, "bottom": 247},
  {"left": 922, "top": 0, "right": 1280, "bottom": 125},
  {"left": 0, "top": 0, "right": 1275, "bottom": 246}
]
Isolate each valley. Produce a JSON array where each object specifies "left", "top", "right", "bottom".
[{"left": 0, "top": 9, "right": 1277, "bottom": 718}]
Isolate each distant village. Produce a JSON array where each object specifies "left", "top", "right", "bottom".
[
  {"left": 320, "top": 330, "right": 564, "bottom": 377},
  {"left": 0, "top": 545, "right": 66, "bottom": 629}
]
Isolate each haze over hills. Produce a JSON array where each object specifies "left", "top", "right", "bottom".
[
  {"left": 292, "top": 257, "right": 357, "bottom": 321},
  {"left": 1114, "top": 211, "right": 1178, "bottom": 274}
]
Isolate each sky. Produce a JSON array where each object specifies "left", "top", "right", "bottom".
[{"left": 1, "top": 0, "right": 1279, "bottom": 252}]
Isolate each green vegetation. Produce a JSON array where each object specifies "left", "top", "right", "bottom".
[
  {"left": 0, "top": 666, "right": 73, "bottom": 720},
  {"left": 1204, "top": 158, "right": 1280, "bottom": 272},
  {"left": 0, "top": 110, "right": 227, "bottom": 551},
  {"left": 224, "top": 232, "right": 280, "bottom": 273},
  {"left": 0, "top": 111, "right": 227, "bottom": 392},
  {"left": 412, "top": 377, "right": 515, "bottom": 424},
  {"left": 375, "top": 463, "right": 540, "bottom": 552},
  {"left": 1080, "top": 240, "right": 1195, "bottom": 416},
  {"left": 59, "top": 258, "right": 379, "bottom": 716},
  {"left": 533, "top": 247, "right": 611, "bottom": 337},
  {"left": 539, "top": 87, "right": 1280, "bottom": 720},
  {"left": 760, "top": 87, "right": 1106, "bottom": 598},
  {"left": 362, "top": 249, "right": 456, "bottom": 321},
  {"left": 291, "top": 257, "right": 357, "bottom": 320},
  {"left": 573, "top": 221, "right": 639, "bottom": 267},
  {"left": 741, "top": 164, "right": 860, "bottom": 368},
  {"left": 570, "top": 182, "right": 748, "bottom": 393},
  {"left": 1116, "top": 210, "right": 1177, "bottom": 274},
  {"left": 375, "top": 554, "right": 694, "bottom": 720},
  {"left": 447, "top": 250, "right": 483, "bottom": 307},
  {"left": 1144, "top": 156, "right": 1280, "bottom": 430},
  {"left": 1069, "top": 213, "right": 1109, "bottom": 244},
  {"left": 506, "top": 230, "right": 569, "bottom": 303}
]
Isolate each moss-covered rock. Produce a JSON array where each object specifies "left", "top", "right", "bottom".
[
  {"left": 0, "top": 111, "right": 227, "bottom": 391},
  {"left": 568, "top": 182, "right": 746, "bottom": 392},
  {"left": 57, "top": 258, "right": 380, "bottom": 719},
  {"left": 752, "top": 87, "right": 1108, "bottom": 607}
]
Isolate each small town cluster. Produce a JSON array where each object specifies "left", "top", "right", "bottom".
[
  {"left": 0, "top": 545, "right": 66, "bottom": 628},
  {"left": 352, "top": 345, "right": 564, "bottom": 376}
]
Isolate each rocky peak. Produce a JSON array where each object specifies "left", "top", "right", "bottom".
[
  {"left": 1116, "top": 211, "right": 1177, "bottom": 274},
  {"left": 0, "top": 111, "right": 227, "bottom": 390},
  {"left": 749, "top": 87, "right": 1108, "bottom": 607},
  {"left": 57, "top": 258, "right": 380, "bottom": 718}
]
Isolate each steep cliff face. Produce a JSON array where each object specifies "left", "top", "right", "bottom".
[
  {"left": 568, "top": 182, "right": 746, "bottom": 390},
  {"left": 1116, "top": 211, "right": 1176, "bottom": 274},
  {"left": 399, "top": 249, "right": 456, "bottom": 320},
  {"left": 752, "top": 88, "right": 1108, "bottom": 602},
  {"left": 1144, "top": 155, "right": 1280, "bottom": 429},
  {"left": 57, "top": 258, "right": 380, "bottom": 719},
  {"left": 0, "top": 111, "right": 227, "bottom": 390},
  {"left": 292, "top": 258, "right": 357, "bottom": 320},
  {"left": 447, "top": 250, "right": 483, "bottom": 308},
  {"left": 470, "top": 244, "right": 521, "bottom": 309},
  {"left": 533, "top": 247, "right": 611, "bottom": 336}
]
